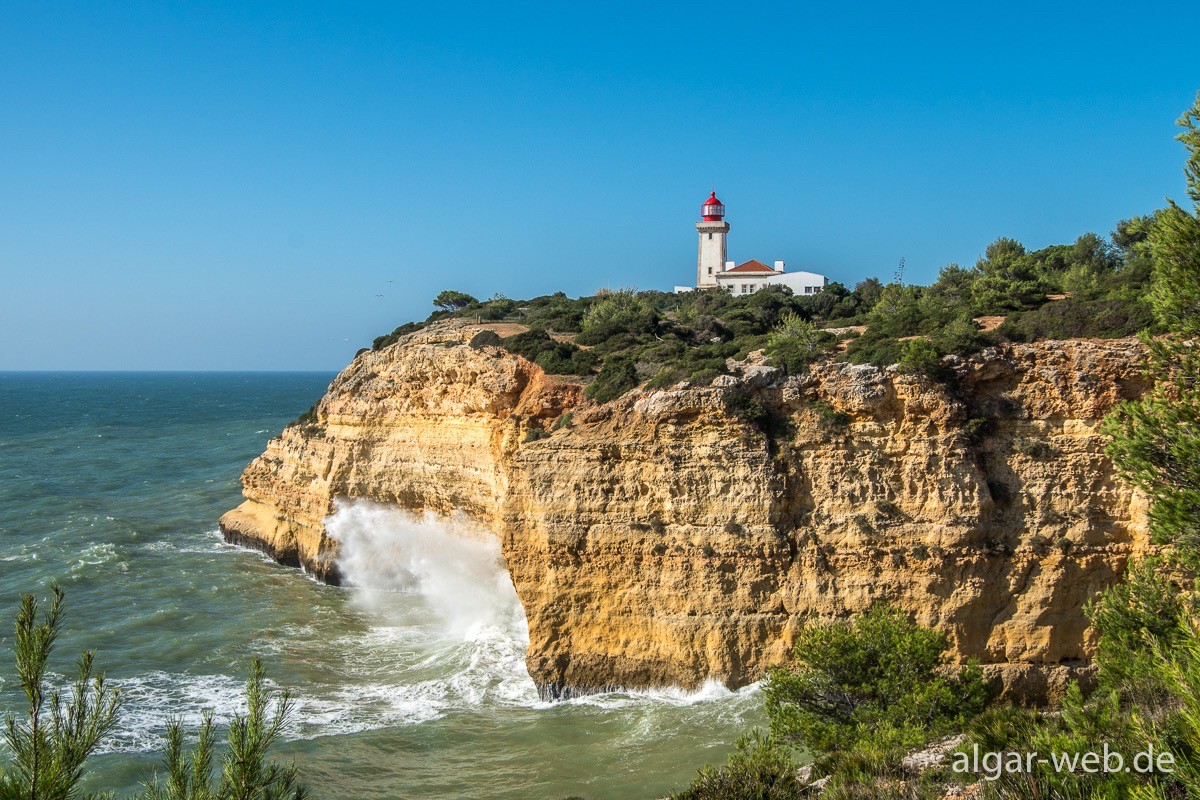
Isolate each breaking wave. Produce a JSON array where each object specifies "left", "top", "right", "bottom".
[
  {"left": 97, "top": 501, "right": 757, "bottom": 752},
  {"left": 325, "top": 500, "right": 539, "bottom": 710}
]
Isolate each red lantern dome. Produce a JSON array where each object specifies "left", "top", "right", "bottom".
[{"left": 701, "top": 191, "right": 725, "bottom": 221}]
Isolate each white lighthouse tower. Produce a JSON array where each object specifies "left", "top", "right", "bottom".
[{"left": 696, "top": 191, "right": 729, "bottom": 288}]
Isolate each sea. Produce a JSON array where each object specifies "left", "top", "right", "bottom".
[{"left": 0, "top": 373, "right": 761, "bottom": 799}]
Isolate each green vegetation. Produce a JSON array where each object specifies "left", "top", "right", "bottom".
[
  {"left": 584, "top": 355, "right": 637, "bottom": 403},
  {"left": 432, "top": 289, "right": 478, "bottom": 311},
  {"left": 0, "top": 587, "right": 306, "bottom": 800},
  {"left": 0, "top": 587, "right": 119, "bottom": 800},
  {"left": 670, "top": 605, "right": 989, "bottom": 800},
  {"left": 375, "top": 210, "right": 1159, "bottom": 403},
  {"left": 765, "top": 606, "right": 988, "bottom": 756},
  {"left": 500, "top": 329, "right": 597, "bottom": 376},
  {"left": 138, "top": 659, "right": 307, "bottom": 800},
  {"left": 668, "top": 733, "right": 806, "bottom": 800},
  {"left": 670, "top": 90, "right": 1200, "bottom": 800}
]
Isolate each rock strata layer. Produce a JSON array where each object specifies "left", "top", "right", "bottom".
[{"left": 220, "top": 322, "right": 1150, "bottom": 701}]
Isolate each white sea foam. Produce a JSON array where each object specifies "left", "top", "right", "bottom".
[
  {"left": 69, "top": 542, "right": 127, "bottom": 575},
  {"left": 328, "top": 501, "right": 523, "bottom": 639},
  {"left": 93, "top": 503, "right": 756, "bottom": 752},
  {"left": 326, "top": 500, "right": 539, "bottom": 714},
  {"left": 142, "top": 529, "right": 253, "bottom": 556},
  {"left": 98, "top": 671, "right": 250, "bottom": 753}
]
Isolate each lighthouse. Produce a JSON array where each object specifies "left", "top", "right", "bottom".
[{"left": 696, "top": 191, "right": 729, "bottom": 288}]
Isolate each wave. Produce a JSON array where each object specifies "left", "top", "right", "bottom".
[
  {"left": 89, "top": 502, "right": 758, "bottom": 752},
  {"left": 99, "top": 671, "right": 249, "bottom": 753},
  {"left": 323, "top": 501, "right": 758, "bottom": 720},
  {"left": 326, "top": 500, "right": 538, "bottom": 712},
  {"left": 69, "top": 542, "right": 128, "bottom": 575}
]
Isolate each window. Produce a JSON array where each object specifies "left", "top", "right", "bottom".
[
  {"left": 707, "top": 267, "right": 712, "bottom": 275},
  {"left": 708, "top": 233, "right": 712, "bottom": 240}
]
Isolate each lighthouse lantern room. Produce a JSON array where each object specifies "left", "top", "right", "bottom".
[{"left": 701, "top": 192, "right": 725, "bottom": 221}]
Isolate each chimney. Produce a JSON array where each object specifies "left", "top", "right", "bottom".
[
  {"left": 774, "top": 260, "right": 786, "bottom": 272},
  {"left": 724, "top": 261, "right": 735, "bottom": 271}
]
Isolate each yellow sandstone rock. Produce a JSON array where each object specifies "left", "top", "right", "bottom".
[{"left": 220, "top": 321, "right": 1150, "bottom": 702}]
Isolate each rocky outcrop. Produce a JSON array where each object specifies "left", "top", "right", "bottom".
[{"left": 220, "top": 322, "right": 1150, "bottom": 701}]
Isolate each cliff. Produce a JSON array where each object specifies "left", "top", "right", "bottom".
[{"left": 220, "top": 322, "right": 1151, "bottom": 701}]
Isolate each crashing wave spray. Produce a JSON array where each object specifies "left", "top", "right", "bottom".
[
  {"left": 321, "top": 500, "right": 760, "bottom": 725},
  {"left": 326, "top": 499, "right": 539, "bottom": 709},
  {"left": 328, "top": 500, "right": 523, "bottom": 638}
]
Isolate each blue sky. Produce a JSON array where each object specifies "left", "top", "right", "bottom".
[{"left": 1, "top": 1, "right": 1197, "bottom": 370}]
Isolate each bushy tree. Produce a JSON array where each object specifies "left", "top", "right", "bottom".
[
  {"left": 853, "top": 278, "right": 885, "bottom": 314},
  {"left": 764, "top": 605, "right": 989, "bottom": 755},
  {"left": 971, "top": 238, "right": 1046, "bottom": 313},
  {"left": 867, "top": 284, "right": 924, "bottom": 338},
  {"left": 432, "top": 290, "right": 478, "bottom": 312},
  {"left": 920, "top": 264, "right": 976, "bottom": 317}
]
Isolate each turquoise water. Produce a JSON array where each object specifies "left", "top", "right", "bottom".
[{"left": 0, "top": 373, "right": 760, "bottom": 799}]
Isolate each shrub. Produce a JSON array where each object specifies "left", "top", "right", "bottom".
[
  {"left": 765, "top": 313, "right": 835, "bottom": 374},
  {"left": 687, "top": 367, "right": 722, "bottom": 386},
  {"left": 287, "top": 403, "right": 323, "bottom": 434},
  {"left": 503, "top": 330, "right": 596, "bottom": 376},
  {"left": 897, "top": 338, "right": 945, "bottom": 378},
  {"left": 764, "top": 605, "right": 990, "bottom": 755},
  {"left": 468, "top": 329, "right": 502, "bottom": 349},
  {"left": 1012, "top": 436, "right": 1056, "bottom": 459},
  {"left": 473, "top": 296, "right": 518, "bottom": 320},
  {"left": 372, "top": 321, "right": 425, "bottom": 350},
  {"left": 522, "top": 428, "right": 550, "bottom": 443},
  {"left": 584, "top": 356, "right": 638, "bottom": 403},
  {"left": 963, "top": 416, "right": 995, "bottom": 442},
  {"left": 522, "top": 292, "right": 589, "bottom": 333},
  {"left": 535, "top": 345, "right": 597, "bottom": 376},
  {"left": 846, "top": 329, "right": 906, "bottom": 367},
  {"left": 1087, "top": 557, "right": 1185, "bottom": 701},
  {"left": 806, "top": 399, "right": 850, "bottom": 434},
  {"left": 669, "top": 732, "right": 806, "bottom": 800},
  {"left": 576, "top": 290, "right": 658, "bottom": 345},
  {"left": 930, "top": 314, "right": 993, "bottom": 357},
  {"left": 998, "top": 296, "right": 1155, "bottom": 341}
]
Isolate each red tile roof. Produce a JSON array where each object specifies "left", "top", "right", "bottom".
[{"left": 721, "top": 259, "right": 778, "bottom": 274}]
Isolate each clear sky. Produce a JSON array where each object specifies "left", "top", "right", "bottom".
[{"left": 1, "top": 1, "right": 1197, "bottom": 370}]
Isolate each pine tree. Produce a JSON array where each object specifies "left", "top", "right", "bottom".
[
  {"left": 0, "top": 589, "right": 308, "bottom": 800},
  {"left": 1103, "top": 91, "right": 1200, "bottom": 567},
  {"left": 136, "top": 661, "right": 307, "bottom": 800},
  {"left": 0, "top": 586, "right": 121, "bottom": 800}
]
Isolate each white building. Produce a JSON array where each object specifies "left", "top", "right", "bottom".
[{"left": 674, "top": 192, "right": 827, "bottom": 296}]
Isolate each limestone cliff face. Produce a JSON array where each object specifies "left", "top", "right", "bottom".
[{"left": 220, "top": 322, "right": 1150, "bottom": 701}]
